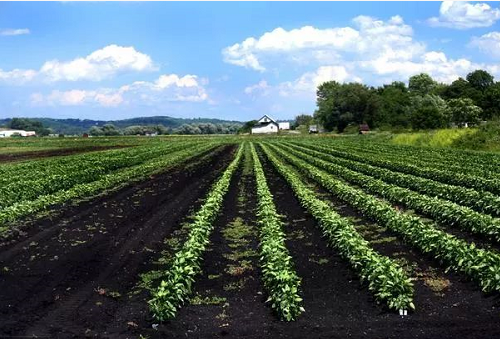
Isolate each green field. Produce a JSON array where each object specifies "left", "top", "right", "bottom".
[{"left": 1, "top": 135, "right": 500, "bottom": 338}]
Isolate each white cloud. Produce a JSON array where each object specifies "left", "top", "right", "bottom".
[
  {"left": 127, "top": 74, "right": 208, "bottom": 102},
  {"left": 227, "top": 14, "right": 500, "bottom": 100},
  {"left": 470, "top": 31, "right": 500, "bottom": 58},
  {"left": 222, "top": 15, "right": 421, "bottom": 72},
  {"left": 39, "top": 45, "right": 155, "bottom": 82},
  {"left": 31, "top": 73, "right": 208, "bottom": 107},
  {"left": 427, "top": 1, "right": 500, "bottom": 29},
  {"left": 0, "top": 68, "right": 37, "bottom": 84},
  {"left": 0, "top": 28, "right": 30, "bottom": 36},
  {"left": 1, "top": 44, "right": 155, "bottom": 84},
  {"left": 31, "top": 89, "right": 125, "bottom": 107},
  {"left": 278, "top": 66, "right": 362, "bottom": 97},
  {"left": 244, "top": 80, "right": 269, "bottom": 94}
]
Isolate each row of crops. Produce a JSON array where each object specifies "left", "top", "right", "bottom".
[
  {"left": 3, "top": 135, "right": 500, "bottom": 322},
  {"left": 0, "top": 139, "right": 225, "bottom": 236},
  {"left": 145, "top": 138, "right": 500, "bottom": 321}
]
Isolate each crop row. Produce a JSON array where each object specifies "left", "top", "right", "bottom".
[
  {"left": 0, "top": 142, "right": 218, "bottom": 236},
  {"left": 149, "top": 143, "right": 244, "bottom": 321},
  {"left": 285, "top": 142, "right": 500, "bottom": 217},
  {"left": 271, "top": 142, "right": 500, "bottom": 294},
  {"left": 295, "top": 141, "right": 500, "bottom": 195},
  {"left": 327, "top": 138, "right": 500, "bottom": 172},
  {"left": 277, "top": 143, "right": 500, "bottom": 242},
  {"left": 259, "top": 143, "right": 415, "bottom": 311},
  {"left": 250, "top": 143, "right": 304, "bottom": 321},
  {"left": 0, "top": 142, "right": 199, "bottom": 209}
]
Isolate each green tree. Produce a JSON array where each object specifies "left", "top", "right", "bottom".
[
  {"left": 238, "top": 120, "right": 257, "bottom": 134},
  {"left": 294, "top": 114, "right": 314, "bottom": 128},
  {"left": 88, "top": 126, "right": 104, "bottom": 136},
  {"left": 376, "top": 81, "right": 411, "bottom": 128},
  {"left": 466, "top": 70, "right": 494, "bottom": 91},
  {"left": 446, "top": 98, "right": 482, "bottom": 127},
  {"left": 410, "top": 94, "right": 450, "bottom": 129},
  {"left": 8, "top": 118, "right": 51, "bottom": 136},
  {"left": 101, "top": 124, "right": 121, "bottom": 136},
  {"left": 409, "top": 73, "right": 437, "bottom": 96},
  {"left": 315, "top": 81, "right": 379, "bottom": 132}
]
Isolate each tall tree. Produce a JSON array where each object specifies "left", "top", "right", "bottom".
[
  {"left": 410, "top": 94, "right": 450, "bottom": 130},
  {"left": 446, "top": 98, "right": 482, "bottom": 127},
  {"left": 466, "top": 70, "right": 494, "bottom": 92},
  {"left": 409, "top": 73, "right": 437, "bottom": 96}
]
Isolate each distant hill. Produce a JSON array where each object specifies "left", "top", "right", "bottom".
[{"left": 0, "top": 116, "right": 243, "bottom": 135}]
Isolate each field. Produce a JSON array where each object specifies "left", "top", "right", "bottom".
[{"left": 1, "top": 135, "right": 500, "bottom": 339}]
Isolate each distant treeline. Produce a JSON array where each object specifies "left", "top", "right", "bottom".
[
  {"left": 313, "top": 69, "right": 500, "bottom": 132},
  {"left": 88, "top": 122, "right": 242, "bottom": 136},
  {"left": 0, "top": 116, "right": 242, "bottom": 135}
]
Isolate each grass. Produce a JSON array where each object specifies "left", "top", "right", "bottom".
[{"left": 391, "top": 128, "right": 476, "bottom": 148}]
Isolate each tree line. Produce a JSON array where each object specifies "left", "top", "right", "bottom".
[
  {"left": 88, "top": 122, "right": 241, "bottom": 136},
  {"left": 312, "top": 70, "right": 500, "bottom": 132}
]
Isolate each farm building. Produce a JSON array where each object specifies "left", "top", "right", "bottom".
[
  {"left": 251, "top": 115, "right": 290, "bottom": 134},
  {"left": 359, "top": 124, "right": 370, "bottom": 134},
  {"left": 0, "top": 129, "right": 36, "bottom": 138}
]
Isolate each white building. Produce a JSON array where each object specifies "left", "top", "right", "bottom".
[
  {"left": 251, "top": 115, "right": 290, "bottom": 134},
  {"left": 0, "top": 129, "right": 36, "bottom": 138}
]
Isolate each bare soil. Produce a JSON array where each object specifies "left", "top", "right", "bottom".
[
  {"left": 1, "top": 144, "right": 499, "bottom": 339},
  {"left": 0, "top": 145, "right": 131, "bottom": 163}
]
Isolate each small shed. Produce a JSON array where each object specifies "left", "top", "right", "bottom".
[{"left": 359, "top": 124, "right": 370, "bottom": 134}]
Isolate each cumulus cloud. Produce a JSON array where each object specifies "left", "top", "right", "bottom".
[
  {"left": 470, "top": 31, "right": 500, "bottom": 58},
  {"left": 222, "top": 15, "right": 421, "bottom": 72},
  {"left": 0, "top": 28, "right": 30, "bottom": 36},
  {"left": 1, "top": 45, "right": 155, "bottom": 84},
  {"left": 244, "top": 80, "right": 269, "bottom": 94},
  {"left": 0, "top": 68, "right": 37, "bottom": 84},
  {"left": 31, "top": 73, "right": 208, "bottom": 107},
  {"left": 39, "top": 45, "right": 155, "bottom": 82},
  {"left": 31, "top": 89, "right": 125, "bottom": 107},
  {"left": 427, "top": 1, "right": 500, "bottom": 29},
  {"left": 226, "top": 14, "right": 500, "bottom": 101},
  {"left": 278, "top": 66, "right": 362, "bottom": 97}
]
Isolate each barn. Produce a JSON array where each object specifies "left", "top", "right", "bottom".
[
  {"left": 251, "top": 115, "right": 290, "bottom": 134},
  {"left": 0, "top": 129, "right": 36, "bottom": 137}
]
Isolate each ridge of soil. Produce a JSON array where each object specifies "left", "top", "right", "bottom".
[
  {"left": 0, "top": 145, "right": 235, "bottom": 338},
  {"left": 0, "top": 145, "right": 132, "bottom": 163}
]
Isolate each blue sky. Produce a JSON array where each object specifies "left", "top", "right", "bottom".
[{"left": 1, "top": 1, "right": 500, "bottom": 122}]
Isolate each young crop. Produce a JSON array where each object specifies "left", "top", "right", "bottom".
[
  {"left": 285, "top": 142, "right": 500, "bottom": 217},
  {"left": 0, "top": 142, "right": 218, "bottom": 236},
  {"left": 259, "top": 143, "right": 414, "bottom": 312},
  {"left": 269, "top": 143, "right": 500, "bottom": 294},
  {"left": 0, "top": 141, "right": 198, "bottom": 209},
  {"left": 250, "top": 143, "right": 304, "bottom": 321},
  {"left": 297, "top": 141, "right": 500, "bottom": 195},
  {"left": 149, "top": 143, "right": 244, "bottom": 321},
  {"left": 278, "top": 143, "right": 500, "bottom": 242}
]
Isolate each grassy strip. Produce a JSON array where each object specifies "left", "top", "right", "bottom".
[
  {"left": 279, "top": 143, "right": 500, "bottom": 242},
  {"left": 286, "top": 142, "right": 500, "bottom": 217},
  {"left": 0, "top": 143, "right": 217, "bottom": 236},
  {"left": 250, "top": 142, "right": 304, "bottom": 321},
  {"left": 149, "top": 143, "right": 244, "bottom": 321},
  {"left": 268, "top": 143, "right": 500, "bottom": 294},
  {"left": 259, "top": 143, "right": 414, "bottom": 311}
]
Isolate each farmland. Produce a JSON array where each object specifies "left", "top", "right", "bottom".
[{"left": 1, "top": 135, "right": 500, "bottom": 339}]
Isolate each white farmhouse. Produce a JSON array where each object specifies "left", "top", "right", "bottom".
[
  {"left": 251, "top": 115, "right": 290, "bottom": 134},
  {"left": 0, "top": 129, "right": 36, "bottom": 138}
]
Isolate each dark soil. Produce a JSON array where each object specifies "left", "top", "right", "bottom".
[
  {"left": 0, "top": 145, "right": 235, "bottom": 338},
  {"left": 0, "top": 145, "right": 131, "bottom": 163},
  {"left": 1, "top": 143, "right": 500, "bottom": 339}
]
